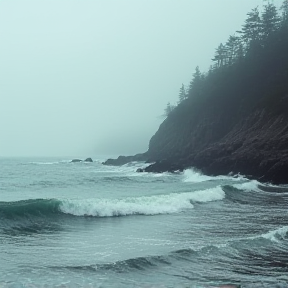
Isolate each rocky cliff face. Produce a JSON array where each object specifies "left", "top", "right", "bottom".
[
  {"left": 147, "top": 96, "right": 244, "bottom": 162},
  {"left": 103, "top": 97, "right": 288, "bottom": 184},
  {"left": 103, "top": 95, "right": 288, "bottom": 184},
  {"left": 145, "top": 102, "right": 288, "bottom": 184},
  {"left": 103, "top": 23, "right": 288, "bottom": 184}
]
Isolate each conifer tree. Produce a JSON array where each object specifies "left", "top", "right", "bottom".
[
  {"left": 261, "top": 2, "right": 280, "bottom": 39},
  {"left": 281, "top": 0, "right": 288, "bottom": 26},
  {"left": 240, "top": 7, "right": 261, "bottom": 46},
  {"left": 164, "top": 102, "right": 175, "bottom": 116},
  {"left": 178, "top": 84, "right": 187, "bottom": 103},
  {"left": 226, "top": 35, "right": 239, "bottom": 65},
  {"left": 189, "top": 66, "right": 203, "bottom": 96},
  {"left": 212, "top": 43, "right": 228, "bottom": 68},
  {"left": 235, "top": 42, "right": 245, "bottom": 61}
]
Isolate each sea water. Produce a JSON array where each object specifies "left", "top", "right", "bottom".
[{"left": 0, "top": 157, "right": 287, "bottom": 287}]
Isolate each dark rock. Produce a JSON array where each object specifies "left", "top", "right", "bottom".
[
  {"left": 84, "top": 158, "right": 93, "bottom": 162},
  {"left": 136, "top": 168, "right": 144, "bottom": 172},
  {"left": 71, "top": 159, "right": 82, "bottom": 163},
  {"left": 102, "top": 35, "right": 288, "bottom": 184},
  {"left": 102, "top": 153, "right": 148, "bottom": 166},
  {"left": 143, "top": 159, "right": 183, "bottom": 173}
]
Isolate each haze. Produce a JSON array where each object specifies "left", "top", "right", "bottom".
[{"left": 0, "top": 0, "right": 267, "bottom": 157}]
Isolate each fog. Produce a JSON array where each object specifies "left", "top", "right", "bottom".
[{"left": 0, "top": 0, "right": 266, "bottom": 157}]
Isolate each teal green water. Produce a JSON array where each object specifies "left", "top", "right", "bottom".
[{"left": 0, "top": 157, "right": 287, "bottom": 287}]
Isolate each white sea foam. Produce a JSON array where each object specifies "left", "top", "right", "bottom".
[
  {"left": 247, "top": 226, "right": 288, "bottom": 243},
  {"left": 29, "top": 160, "right": 71, "bottom": 165},
  {"left": 183, "top": 168, "right": 246, "bottom": 183},
  {"left": 260, "top": 226, "right": 288, "bottom": 242},
  {"left": 232, "top": 180, "right": 263, "bottom": 192},
  {"left": 104, "top": 162, "right": 148, "bottom": 174},
  {"left": 232, "top": 180, "right": 288, "bottom": 193},
  {"left": 59, "top": 187, "right": 225, "bottom": 217},
  {"left": 30, "top": 162, "right": 61, "bottom": 165}
]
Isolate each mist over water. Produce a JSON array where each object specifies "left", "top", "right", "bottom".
[{"left": 0, "top": 0, "right": 265, "bottom": 157}]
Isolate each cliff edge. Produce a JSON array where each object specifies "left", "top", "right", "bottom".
[{"left": 103, "top": 5, "right": 288, "bottom": 184}]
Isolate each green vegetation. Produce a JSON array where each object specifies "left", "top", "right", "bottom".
[{"left": 165, "top": 1, "right": 288, "bottom": 118}]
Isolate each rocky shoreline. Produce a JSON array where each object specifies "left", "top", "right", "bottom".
[
  {"left": 103, "top": 107, "right": 288, "bottom": 185},
  {"left": 103, "top": 11, "right": 288, "bottom": 185}
]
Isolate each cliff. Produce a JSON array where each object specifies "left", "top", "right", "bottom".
[
  {"left": 103, "top": 9, "right": 288, "bottom": 184},
  {"left": 145, "top": 105, "right": 288, "bottom": 184}
]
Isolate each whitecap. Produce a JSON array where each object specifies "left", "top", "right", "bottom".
[
  {"left": 183, "top": 168, "right": 246, "bottom": 183},
  {"left": 59, "top": 186, "right": 225, "bottom": 217},
  {"left": 260, "top": 226, "right": 288, "bottom": 242}
]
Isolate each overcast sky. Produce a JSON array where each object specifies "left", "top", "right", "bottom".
[{"left": 1, "top": 0, "right": 276, "bottom": 157}]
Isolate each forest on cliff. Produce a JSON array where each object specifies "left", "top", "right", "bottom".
[
  {"left": 105, "top": 1, "right": 288, "bottom": 184},
  {"left": 148, "top": 1, "right": 288, "bottom": 183},
  {"left": 165, "top": 1, "right": 288, "bottom": 117}
]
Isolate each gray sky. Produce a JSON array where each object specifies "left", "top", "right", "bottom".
[{"left": 0, "top": 0, "right": 272, "bottom": 157}]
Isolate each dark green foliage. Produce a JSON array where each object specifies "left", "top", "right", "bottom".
[
  {"left": 178, "top": 84, "right": 187, "bottom": 103},
  {"left": 261, "top": 2, "right": 281, "bottom": 39},
  {"left": 225, "top": 35, "right": 240, "bottom": 65},
  {"left": 164, "top": 102, "right": 176, "bottom": 117},
  {"left": 164, "top": 1, "right": 288, "bottom": 122},
  {"left": 281, "top": 0, "right": 288, "bottom": 27},
  {"left": 188, "top": 66, "right": 204, "bottom": 97},
  {"left": 212, "top": 43, "right": 228, "bottom": 68},
  {"left": 240, "top": 7, "right": 262, "bottom": 46}
]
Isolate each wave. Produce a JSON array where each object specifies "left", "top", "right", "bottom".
[
  {"left": 231, "top": 180, "right": 263, "bottom": 192},
  {"left": 0, "top": 199, "right": 61, "bottom": 219},
  {"left": 0, "top": 187, "right": 225, "bottom": 220},
  {"left": 51, "top": 245, "right": 217, "bottom": 273},
  {"left": 60, "top": 186, "right": 224, "bottom": 217},
  {"left": 257, "top": 226, "right": 288, "bottom": 242},
  {"left": 229, "top": 181, "right": 288, "bottom": 203},
  {"left": 183, "top": 169, "right": 246, "bottom": 183},
  {"left": 52, "top": 246, "right": 287, "bottom": 288},
  {"left": 29, "top": 160, "right": 71, "bottom": 165}
]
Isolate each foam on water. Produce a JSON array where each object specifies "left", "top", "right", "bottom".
[
  {"left": 232, "top": 180, "right": 263, "bottom": 192},
  {"left": 260, "top": 226, "right": 288, "bottom": 242},
  {"left": 29, "top": 160, "right": 72, "bottom": 165},
  {"left": 30, "top": 161, "right": 61, "bottom": 165},
  {"left": 183, "top": 169, "right": 246, "bottom": 183},
  {"left": 59, "top": 186, "right": 225, "bottom": 217}
]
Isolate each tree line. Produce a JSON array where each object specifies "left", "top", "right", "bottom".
[{"left": 164, "top": 0, "right": 288, "bottom": 116}]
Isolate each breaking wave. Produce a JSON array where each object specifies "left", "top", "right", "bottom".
[
  {"left": 183, "top": 168, "right": 246, "bottom": 183},
  {"left": 59, "top": 186, "right": 225, "bottom": 217},
  {"left": 257, "top": 226, "right": 288, "bottom": 242},
  {"left": 0, "top": 187, "right": 225, "bottom": 220}
]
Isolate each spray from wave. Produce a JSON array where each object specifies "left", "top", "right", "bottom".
[{"left": 183, "top": 169, "right": 246, "bottom": 183}]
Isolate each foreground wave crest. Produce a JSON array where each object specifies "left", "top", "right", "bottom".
[{"left": 0, "top": 187, "right": 225, "bottom": 219}]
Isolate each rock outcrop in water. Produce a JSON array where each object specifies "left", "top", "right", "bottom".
[
  {"left": 71, "top": 158, "right": 93, "bottom": 163},
  {"left": 71, "top": 159, "right": 82, "bottom": 163},
  {"left": 103, "top": 5, "right": 288, "bottom": 184},
  {"left": 103, "top": 153, "right": 147, "bottom": 166}
]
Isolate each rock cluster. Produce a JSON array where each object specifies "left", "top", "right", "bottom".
[{"left": 71, "top": 158, "right": 93, "bottom": 163}]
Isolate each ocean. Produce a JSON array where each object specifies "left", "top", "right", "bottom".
[{"left": 0, "top": 157, "right": 287, "bottom": 288}]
